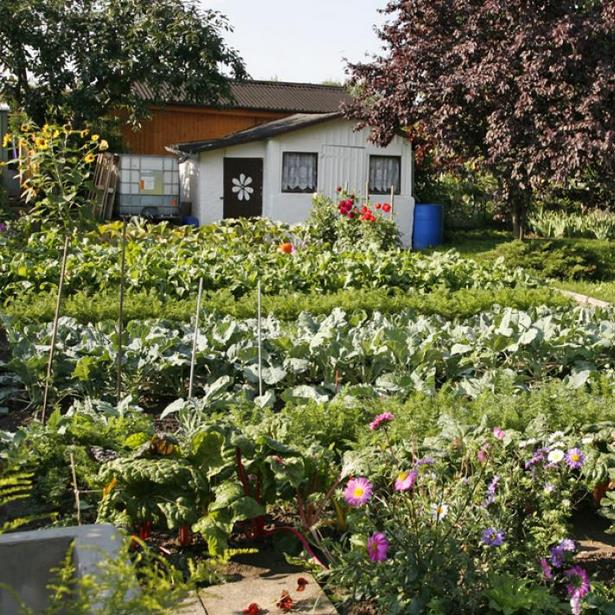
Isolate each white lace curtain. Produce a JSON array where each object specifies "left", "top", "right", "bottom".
[
  {"left": 369, "top": 156, "right": 400, "bottom": 194},
  {"left": 282, "top": 153, "right": 317, "bottom": 192}
]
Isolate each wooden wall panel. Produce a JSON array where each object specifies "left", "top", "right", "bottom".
[{"left": 121, "top": 106, "right": 288, "bottom": 155}]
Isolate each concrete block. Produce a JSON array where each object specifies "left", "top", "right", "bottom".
[{"left": 0, "top": 524, "right": 123, "bottom": 615}]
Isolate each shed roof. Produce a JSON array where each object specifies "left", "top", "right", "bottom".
[
  {"left": 167, "top": 112, "right": 342, "bottom": 155},
  {"left": 134, "top": 80, "right": 350, "bottom": 113}
]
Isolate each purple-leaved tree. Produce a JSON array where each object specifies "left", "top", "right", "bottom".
[{"left": 344, "top": 0, "right": 614, "bottom": 238}]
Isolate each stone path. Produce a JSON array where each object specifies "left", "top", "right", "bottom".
[
  {"left": 178, "top": 557, "right": 337, "bottom": 615},
  {"left": 555, "top": 288, "right": 611, "bottom": 309}
]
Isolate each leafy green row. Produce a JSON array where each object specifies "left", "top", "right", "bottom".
[
  {"left": 6, "top": 305, "right": 613, "bottom": 406},
  {"left": 0, "top": 219, "right": 534, "bottom": 301},
  {"left": 2, "top": 286, "right": 571, "bottom": 326}
]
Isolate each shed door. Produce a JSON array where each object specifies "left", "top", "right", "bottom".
[{"left": 223, "top": 158, "right": 263, "bottom": 218}]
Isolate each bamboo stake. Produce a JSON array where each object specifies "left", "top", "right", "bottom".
[
  {"left": 257, "top": 281, "right": 263, "bottom": 398},
  {"left": 390, "top": 184, "right": 395, "bottom": 218},
  {"left": 116, "top": 219, "right": 128, "bottom": 403},
  {"left": 40, "top": 234, "right": 70, "bottom": 423},
  {"left": 188, "top": 277, "right": 204, "bottom": 399},
  {"left": 69, "top": 452, "right": 81, "bottom": 526}
]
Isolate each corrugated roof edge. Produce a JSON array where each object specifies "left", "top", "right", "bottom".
[
  {"left": 166, "top": 112, "right": 342, "bottom": 156},
  {"left": 134, "top": 79, "right": 350, "bottom": 111}
]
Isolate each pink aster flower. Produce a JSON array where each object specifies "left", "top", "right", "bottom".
[
  {"left": 477, "top": 444, "right": 489, "bottom": 463},
  {"left": 565, "top": 448, "right": 585, "bottom": 470},
  {"left": 343, "top": 477, "right": 373, "bottom": 507},
  {"left": 566, "top": 566, "right": 591, "bottom": 615},
  {"left": 540, "top": 558, "right": 553, "bottom": 580},
  {"left": 492, "top": 427, "right": 505, "bottom": 440},
  {"left": 367, "top": 532, "right": 389, "bottom": 562},
  {"left": 369, "top": 412, "right": 394, "bottom": 431},
  {"left": 394, "top": 469, "right": 417, "bottom": 492}
]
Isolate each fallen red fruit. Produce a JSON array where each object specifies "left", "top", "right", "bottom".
[
  {"left": 296, "top": 577, "right": 309, "bottom": 592},
  {"left": 276, "top": 590, "right": 293, "bottom": 611},
  {"left": 242, "top": 603, "right": 261, "bottom": 615}
]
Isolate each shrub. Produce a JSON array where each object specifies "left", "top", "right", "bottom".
[
  {"left": 489, "top": 239, "right": 615, "bottom": 281},
  {"left": 304, "top": 192, "right": 400, "bottom": 250}
]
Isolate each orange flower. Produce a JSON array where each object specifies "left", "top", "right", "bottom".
[{"left": 277, "top": 242, "right": 294, "bottom": 254}]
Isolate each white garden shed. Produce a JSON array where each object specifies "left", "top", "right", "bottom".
[{"left": 169, "top": 112, "right": 415, "bottom": 245}]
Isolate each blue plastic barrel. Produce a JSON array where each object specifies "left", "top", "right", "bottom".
[
  {"left": 183, "top": 216, "right": 199, "bottom": 228},
  {"left": 412, "top": 203, "right": 443, "bottom": 249}
]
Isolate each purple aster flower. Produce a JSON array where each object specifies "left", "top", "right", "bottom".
[
  {"left": 544, "top": 482, "right": 556, "bottom": 494},
  {"left": 484, "top": 475, "right": 500, "bottom": 506},
  {"left": 0, "top": 222, "right": 6, "bottom": 233},
  {"left": 548, "top": 539, "right": 574, "bottom": 568},
  {"left": 369, "top": 412, "right": 394, "bottom": 431},
  {"left": 565, "top": 566, "right": 591, "bottom": 611},
  {"left": 492, "top": 427, "right": 505, "bottom": 440},
  {"left": 415, "top": 456, "right": 434, "bottom": 466},
  {"left": 394, "top": 469, "right": 417, "bottom": 492},
  {"left": 343, "top": 477, "right": 372, "bottom": 507},
  {"left": 565, "top": 448, "right": 585, "bottom": 470},
  {"left": 524, "top": 447, "right": 547, "bottom": 470},
  {"left": 549, "top": 547, "right": 565, "bottom": 568},
  {"left": 367, "top": 532, "right": 389, "bottom": 562},
  {"left": 481, "top": 528, "right": 505, "bottom": 547},
  {"left": 558, "top": 538, "right": 576, "bottom": 552},
  {"left": 540, "top": 558, "right": 553, "bottom": 580}
]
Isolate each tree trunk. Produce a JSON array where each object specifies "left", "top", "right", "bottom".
[{"left": 511, "top": 191, "right": 529, "bottom": 240}]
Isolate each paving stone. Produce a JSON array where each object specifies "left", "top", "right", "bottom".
[
  {"left": 176, "top": 595, "right": 207, "bottom": 615},
  {"left": 198, "top": 570, "right": 337, "bottom": 614}
]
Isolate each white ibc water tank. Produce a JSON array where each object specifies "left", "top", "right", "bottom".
[{"left": 116, "top": 154, "right": 180, "bottom": 218}]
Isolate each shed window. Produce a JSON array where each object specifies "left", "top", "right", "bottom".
[
  {"left": 282, "top": 152, "right": 317, "bottom": 193},
  {"left": 369, "top": 155, "right": 401, "bottom": 194}
]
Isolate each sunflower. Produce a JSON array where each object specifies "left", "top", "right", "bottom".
[
  {"left": 84, "top": 153, "right": 96, "bottom": 164},
  {"left": 35, "top": 137, "right": 49, "bottom": 150},
  {"left": 91, "top": 134, "right": 100, "bottom": 142},
  {"left": 2, "top": 133, "right": 12, "bottom": 148},
  {"left": 20, "top": 123, "right": 30, "bottom": 133},
  {"left": 80, "top": 129, "right": 89, "bottom": 138}
]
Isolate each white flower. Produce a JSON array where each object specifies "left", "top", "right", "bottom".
[
  {"left": 548, "top": 431, "right": 565, "bottom": 442},
  {"left": 431, "top": 503, "right": 449, "bottom": 521},
  {"left": 547, "top": 449, "right": 565, "bottom": 464},
  {"left": 581, "top": 435, "right": 594, "bottom": 445},
  {"left": 231, "top": 173, "right": 254, "bottom": 201},
  {"left": 519, "top": 438, "right": 538, "bottom": 449}
]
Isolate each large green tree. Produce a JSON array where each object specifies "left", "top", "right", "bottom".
[
  {"left": 345, "top": 0, "right": 614, "bottom": 238},
  {"left": 0, "top": 0, "right": 247, "bottom": 125}
]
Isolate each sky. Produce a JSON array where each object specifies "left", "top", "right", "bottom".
[{"left": 202, "top": 1, "right": 390, "bottom": 84}]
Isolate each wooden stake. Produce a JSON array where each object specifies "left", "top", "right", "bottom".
[
  {"left": 69, "top": 452, "right": 81, "bottom": 526},
  {"left": 365, "top": 180, "right": 370, "bottom": 204},
  {"left": 116, "top": 219, "right": 128, "bottom": 403},
  {"left": 41, "top": 234, "right": 70, "bottom": 423},
  {"left": 390, "top": 185, "right": 395, "bottom": 218},
  {"left": 188, "top": 277, "right": 204, "bottom": 399},
  {"left": 257, "top": 281, "right": 263, "bottom": 398}
]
